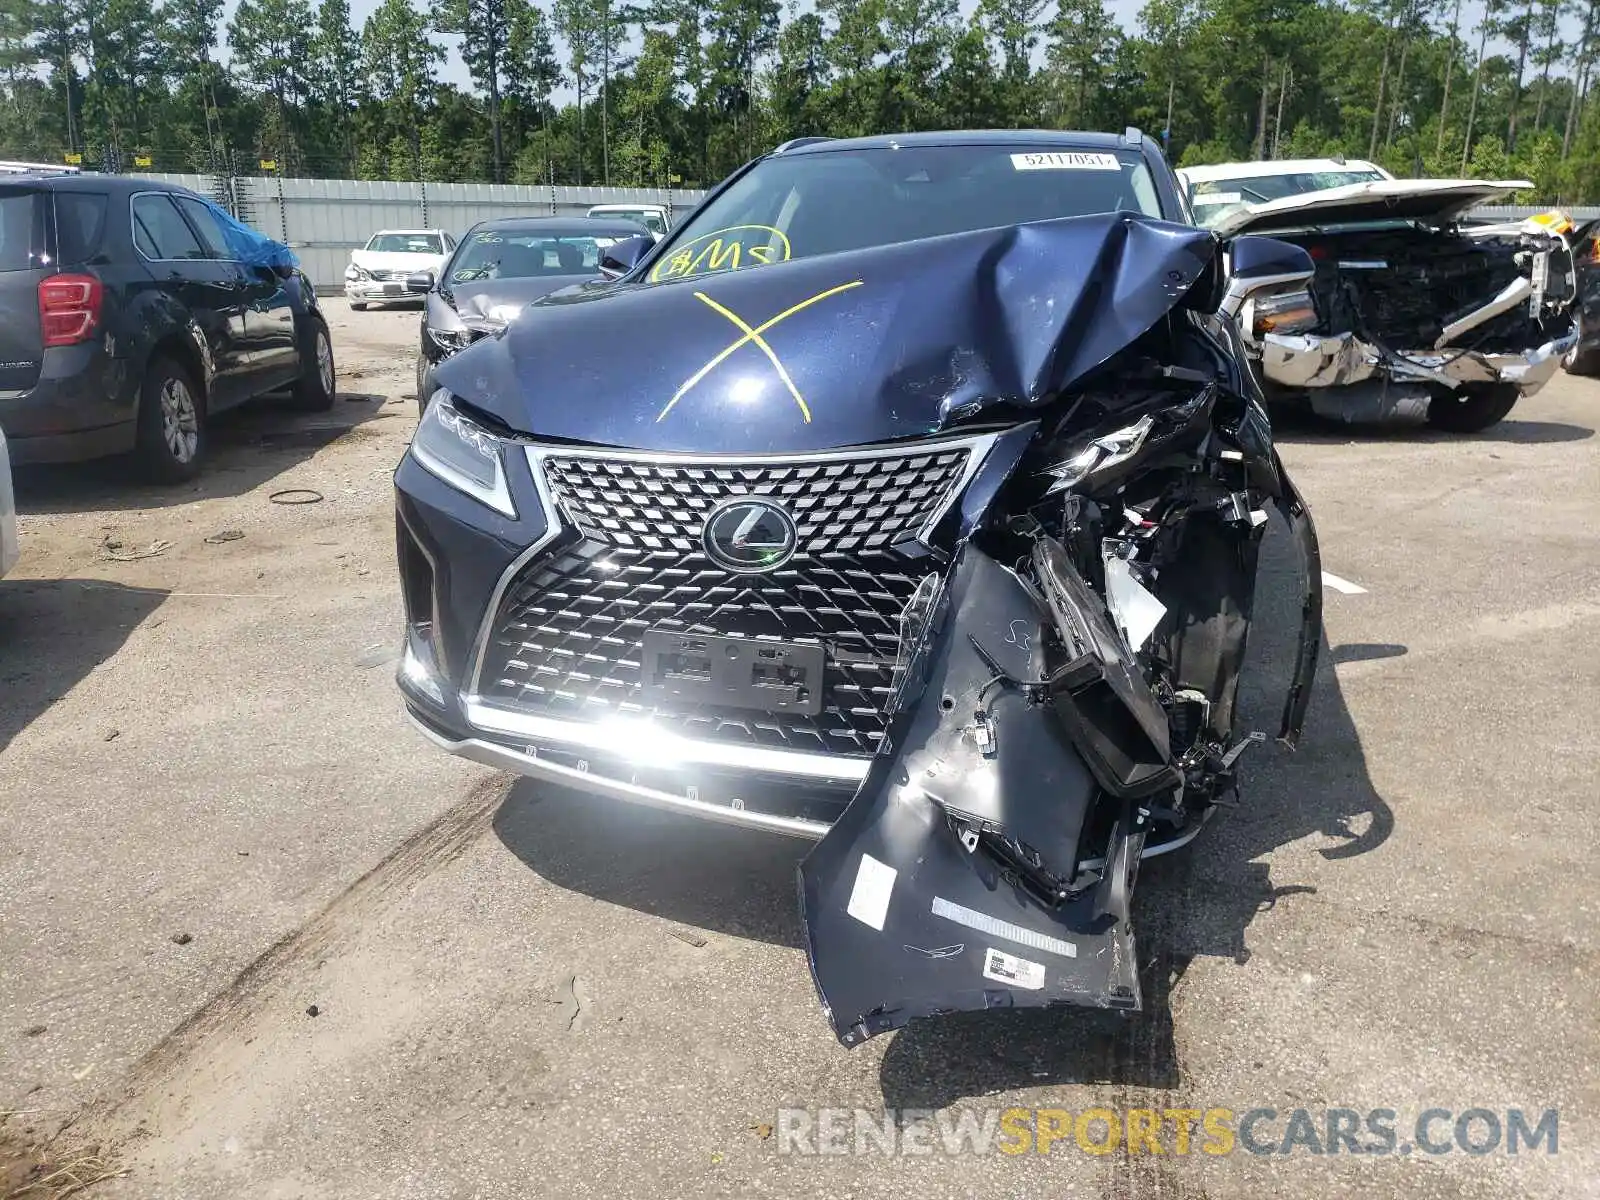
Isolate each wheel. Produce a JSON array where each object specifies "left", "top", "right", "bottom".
[
  {"left": 1426, "top": 383, "right": 1520, "bottom": 433},
  {"left": 1564, "top": 338, "right": 1600, "bottom": 375},
  {"left": 350, "top": 301, "right": 367, "bottom": 312},
  {"left": 416, "top": 355, "right": 435, "bottom": 417},
  {"left": 135, "top": 357, "right": 205, "bottom": 483},
  {"left": 288, "top": 319, "right": 336, "bottom": 411}
]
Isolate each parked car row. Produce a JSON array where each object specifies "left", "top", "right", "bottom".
[
  {"left": 344, "top": 204, "right": 674, "bottom": 312},
  {"left": 0, "top": 172, "right": 334, "bottom": 481},
  {"left": 0, "top": 174, "right": 675, "bottom": 489},
  {"left": 0, "top": 152, "right": 1583, "bottom": 499}
]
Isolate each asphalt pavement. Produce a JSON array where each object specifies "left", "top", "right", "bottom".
[{"left": 0, "top": 299, "right": 1595, "bottom": 1199}]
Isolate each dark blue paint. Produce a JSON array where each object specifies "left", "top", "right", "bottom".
[{"left": 434, "top": 212, "right": 1219, "bottom": 454}]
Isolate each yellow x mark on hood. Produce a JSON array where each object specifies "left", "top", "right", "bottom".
[{"left": 656, "top": 280, "right": 865, "bottom": 424}]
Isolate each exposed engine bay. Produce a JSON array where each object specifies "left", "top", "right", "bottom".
[
  {"left": 1214, "top": 183, "right": 1580, "bottom": 431},
  {"left": 1302, "top": 224, "right": 1568, "bottom": 353}
]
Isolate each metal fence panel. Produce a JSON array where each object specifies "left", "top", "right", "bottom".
[
  {"left": 127, "top": 173, "right": 1600, "bottom": 290},
  {"left": 146, "top": 172, "right": 708, "bottom": 289}
]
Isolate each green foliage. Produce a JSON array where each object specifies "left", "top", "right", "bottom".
[{"left": 0, "top": 0, "right": 1598, "bottom": 200}]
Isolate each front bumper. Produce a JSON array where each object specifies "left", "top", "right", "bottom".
[
  {"left": 1259, "top": 328, "right": 1578, "bottom": 397},
  {"left": 345, "top": 279, "right": 417, "bottom": 303},
  {"left": 394, "top": 431, "right": 1013, "bottom": 835},
  {"left": 406, "top": 704, "right": 837, "bottom": 838}
]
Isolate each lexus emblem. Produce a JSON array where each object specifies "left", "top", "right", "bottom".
[{"left": 702, "top": 497, "right": 798, "bottom": 573}]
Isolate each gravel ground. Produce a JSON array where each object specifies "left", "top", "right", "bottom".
[{"left": 1, "top": 298, "right": 1595, "bottom": 1199}]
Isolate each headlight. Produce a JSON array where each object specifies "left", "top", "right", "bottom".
[
  {"left": 346, "top": 263, "right": 369, "bottom": 281},
  {"left": 410, "top": 392, "right": 516, "bottom": 517},
  {"left": 1041, "top": 415, "right": 1154, "bottom": 494},
  {"left": 427, "top": 324, "right": 478, "bottom": 352}
]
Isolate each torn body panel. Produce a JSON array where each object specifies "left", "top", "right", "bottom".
[
  {"left": 798, "top": 386, "right": 1325, "bottom": 1045},
  {"left": 799, "top": 546, "right": 1147, "bottom": 1046}
]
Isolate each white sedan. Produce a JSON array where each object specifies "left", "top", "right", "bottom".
[{"left": 344, "top": 230, "right": 455, "bottom": 309}]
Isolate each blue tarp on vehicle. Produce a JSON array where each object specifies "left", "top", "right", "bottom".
[{"left": 199, "top": 198, "right": 297, "bottom": 270}]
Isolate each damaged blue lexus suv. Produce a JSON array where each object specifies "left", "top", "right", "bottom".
[{"left": 393, "top": 129, "right": 1325, "bottom": 1045}]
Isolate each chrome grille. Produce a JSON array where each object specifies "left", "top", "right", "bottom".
[{"left": 478, "top": 443, "right": 976, "bottom": 757}]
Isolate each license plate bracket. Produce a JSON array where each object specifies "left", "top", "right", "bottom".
[
  {"left": 383, "top": 282, "right": 403, "bottom": 296},
  {"left": 641, "top": 631, "right": 825, "bottom": 716}
]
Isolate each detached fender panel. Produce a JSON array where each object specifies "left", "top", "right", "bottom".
[{"left": 799, "top": 546, "right": 1142, "bottom": 1048}]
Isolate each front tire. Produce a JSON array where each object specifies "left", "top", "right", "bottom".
[
  {"left": 416, "top": 354, "right": 435, "bottom": 417},
  {"left": 1564, "top": 337, "right": 1600, "bottom": 375},
  {"left": 1426, "top": 383, "right": 1520, "bottom": 433},
  {"left": 287, "top": 319, "right": 336, "bottom": 411},
  {"left": 350, "top": 301, "right": 367, "bottom": 312},
  {"left": 136, "top": 357, "right": 205, "bottom": 483}
]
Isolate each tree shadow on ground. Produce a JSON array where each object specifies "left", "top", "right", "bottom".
[
  {"left": 1268, "top": 404, "right": 1593, "bottom": 447},
  {"left": 0, "top": 578, "right": 168, "bottom": 753}
]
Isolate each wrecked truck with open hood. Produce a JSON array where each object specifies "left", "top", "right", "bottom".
[
  {"left": 1182, "top": 171, "right": 1578, "bottom": 432},
  {"left": 391, "top": 130, "right": 1323, "bottom": 1044}
]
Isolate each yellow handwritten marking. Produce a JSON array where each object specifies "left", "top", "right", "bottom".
[
  {"left": 649, "top": 224, "right": 793, "bottom": 282},
  {"left": 698, "top": 239, "right": 741, "bottom": 272},
  {"left": 656, "top": 280, "right": 865, "bottom": 424}
]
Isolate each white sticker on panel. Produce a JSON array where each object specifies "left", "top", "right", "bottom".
[
  {"left": 846, "top": 853, "right": 897, "bottom": 931},
  {"left": 982, "top": 947, "right": 1046, "bottom": 990},
  {"left": 1010, "top": 151, "right": 1121, "bottom": 172}
]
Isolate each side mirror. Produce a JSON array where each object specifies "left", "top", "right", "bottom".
[
  {"left": 1218, "top": 235, "right": 1315, "bottom": 320},
  {"left": 598, "top": 235, "right": 653, "bottom": 280},
  {"left": 264, "top": 242, "right": 297, "bottom": 279},
  {"left": 405, "top": 270, "right": 435, "bottom": 294}
]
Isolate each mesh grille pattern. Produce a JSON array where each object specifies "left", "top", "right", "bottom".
[{"left": 478, "top": 446, "right": 972, "bottom": 757}]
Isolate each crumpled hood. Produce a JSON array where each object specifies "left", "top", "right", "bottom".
[
  {"left": 433, "top": 213, "right": 1218, "bottom": 453},
  {"left": 1211, "top": 178, "right": 1534, "bottom": 238},
  {"left": 447, "top": 276, "right": 593, "bottom": 327}
]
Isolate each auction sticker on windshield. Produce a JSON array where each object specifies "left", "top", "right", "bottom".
[
  {"left": 1011, "top": 152, "right": 1121, "bottom": 171},
  {"left": 650, "top": 225, "right": 792, "bottom": 283}
]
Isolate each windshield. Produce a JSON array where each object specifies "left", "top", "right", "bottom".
[
  {"left": 448, "top": 231, "right": 624, "bottom": 283},
  {"left": 366, "top": 232, "right": 443, "bottom": 254},
  {"left": 647, "top": 145, "right": 1164, "bottom": 284},
  {"left": 1187, "top": 170, "right": 1388, "bottom": 228}
]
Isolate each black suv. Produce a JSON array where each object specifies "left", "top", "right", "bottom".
[{"left": 0, "top": 173, "right": 335, "bottom": 480}]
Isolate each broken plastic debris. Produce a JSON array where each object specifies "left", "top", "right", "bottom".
[{"left": 1104, "top": 557, "right": 1168, "bottom": 651}]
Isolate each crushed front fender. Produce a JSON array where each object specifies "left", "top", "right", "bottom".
[{"left": 798, "top": 545, "right": 1147, "bottom": 1047}]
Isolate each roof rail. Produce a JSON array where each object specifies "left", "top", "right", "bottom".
[
  {"left": 773, "top": 137, "right": 834, "bottom": 154},
  {"left": 1120, "top": 127, "right": 1145, "bottom": 148},
  {"left": 0, "top": 160, "right": 81, "bottom": 176}
]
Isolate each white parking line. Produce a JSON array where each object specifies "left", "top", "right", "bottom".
[{"left": 1321, "top": 571, "right": 1369, "bottom": 595}]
